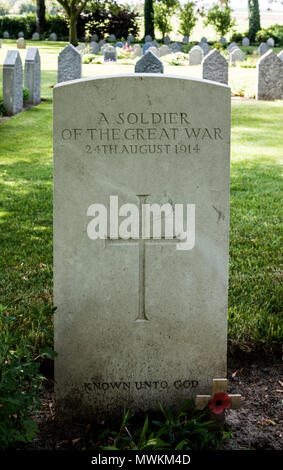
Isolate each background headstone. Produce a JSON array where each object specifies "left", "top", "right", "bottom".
[
  {"left": 3, "top": 50, "right": 23, "bottom": 115},
  {"left": 258, "top": 42, "right": 269, "bottom": 55},
  {"left": 127, "top": 35, "right": 135, "bottom": 44},
  {"left": 145, "top": 35, "right": 152, "bottom": 43},
  {"left": 53, "top": 74, "right": 231, "bottom": 419},
  {"left": 104, "top": 45, "right": 117, "bottom": 62},
  {"left": 142, "top": 42, "right": 153, "bottom": 55},
  {"left": 170, "top": 42, "right": 183, "bottom": 53},
  {"left": 49, "top": 33, "right": 57, "bottom": 41},
  {"left": 3, "top": 31, "right": 9, "bottom": 39},
  {"left": 17, "top": 38, "right": 26, "bottom": 49},
  {"left": 91, "top": 34, "right": 99, "bottom": 42},
  {"left": 202, "top": 49, "right": 228, "bottom": 85},
  {"left": 135, "top": 50, "right": 163, "bottom": 73},
  {"left": 189, "top": 46, "right": 204, "bottom": 65},
  {"left": 242, "top": 37, "right": 250, "bottom": 46},
  {"left": 32, "top": 32, "right": 40, "bottom": 41},
  {"left": 115, "top": 41, "right": 124, "bottom": 49},
  {"left": 220, "top": 37, "right": 226, "bottom": 45},
  {"left": 199, "top": 41, "right": 210, "bottom": 56},
  {"left": 267, "top": 37, "right": 275, "bottom": 47},
  {"left": 90, "top": 42, "right": 99, "bottom": 54},
  {"left": 256, "top": 49, "right": 283, "bottom": 100},
  {"left": 76, "top": 43, "right": 86, "bottom": 53},
  {"left": 18, "top": 31, "right": 24, "bottom": 38},
  {"left": 182, "top": 36, "right": 189, "bottom": 43},
  {"left": 132, "top": 44, "right": 142, "bottom": 57},
  {"left": 24, "top": 47, "right": 41, "bottom": 105},
  {"left": 98, "top": 39, "right": 106, "bottom": 49},
  {"left": 163, "top": 35, "right": 170, "bottom": 45},
  {"left": 159, "top": 45, "right": 170, "bottom": 57},
  {"left": 58, "top": 44, "right": 82, "bottom": 83},
  {"left": 108, "top": 34, "right": 116, "bottom": 42},
  {"left": 230, "top": 48, "right": 245, "bottom": 65},
  {"left": 227, "top": 42, "right": 237, "bottom": 52},
  {"left": 148, "top": 46, "right": 160, "bottom": 57}
]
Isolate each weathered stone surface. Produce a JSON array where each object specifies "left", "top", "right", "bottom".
[
  {"left": 58, "top": 44, "right": 82, "bottom": 83},
  {"left": 199, "top": 41, "right": 210, "bottom": 56},
  {"left": 256, "top": 49, "right": 283, "bottom": 100},
  {"left": 148, "top": 46, "right": 160, "bottom": 57},
  {"left": 159, "top": 45, "right": 170, "bottom": 57},
  {"left": 104, "top": 45, "right": 117, "bottom": 62},
  {"left": 108, "top": 34, "right": 116, "bottom": 42},
  {"left": 189, "top": 46, "right": 204, "bottom": 65},
  {"left": 242, "top": 37, "right": 250, "bottom": 46},
  {"left": 258, "top": 42, "right": 269, "bottom": 55},
  {"left": 49, "top": 33, "right": 57, "bottom": 41},
  {"left": 90, "top": 42, "right": 99, "bottom": 54},
  {"left": 24, "top": 47, "right": 41, "bottom": 105},
  {"left": 132, "top": 44, "right": 142, "bottom": 57},
  {"left": 135, "top": 51, "right": 163, "bottom": 73},
  {"left": 267, "top": 37, "right": 275, "bottom": 47},
  {"left": 163, "top": 35, "right": 170, "bottom": 45},
  {"left": 277, "top": 50, "right": 283, "bottom": 61},
  {"left": 170, "top": 42, "right": 183, "bottom": 53},
  {"left": 127, "top": 35, "right": 135, "bottom": 44},
  {"left": 3, "top": 50, "right": 23, "bottom": 115},
  {"left": 17, "top": 38, "right": 26, "bottom": 49},
  {"left": 53, "top": 74, "right": 231, "bottom": 419},
  {"left": 32, "top": 32, "right": 40, "bottom": 41},
  {"left": 3, "top": 31, "right": 9, "bottom": 39},
  {"left": 202, "top": 49, "right": 228, "bottom": 85},
  {"left": 230, "top": 48, "right": 245, "bottom": 64},
  {"left": 142, "top": 42, "right": 153, "bottom": 55}
]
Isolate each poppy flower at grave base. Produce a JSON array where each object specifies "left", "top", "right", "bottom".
[{"left": 209, "top": 392, "right": 231, "bottom": 414}]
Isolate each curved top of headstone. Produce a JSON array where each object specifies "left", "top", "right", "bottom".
[
  {"left": 227, "top": 42, "right": 238, "bottom": 52},
  {"left": 108, "top": 34, "right": 116, "bottom": 42},
  {"left": 135, "top": 51, "right": 163, "bottom": 73},
  {"left": 145, "top": 35, "right": 153, "bottom": 43}
]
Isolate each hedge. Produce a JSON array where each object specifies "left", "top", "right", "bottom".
[{"left": 0, "top": 14, "right": 69, "bottom": 40}]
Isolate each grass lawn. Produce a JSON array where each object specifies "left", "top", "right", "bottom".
[{"left": 0, "top": 43, "right": 282, "bottom": 356}]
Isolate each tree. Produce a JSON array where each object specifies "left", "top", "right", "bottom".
[
  {"left": 154, "top": 0, "right": 179, "bottom": 39},
  {"left": 144, "top": 0, "right": 155, "bottom": 38},
  {"left": 36, "top": 0, "right": 46, "bottom": 35},
  {"left": 248, "top": 0, "right": 261, "bottom": 42},
  {"left": 178, "top": 1, "right": 197, "bottom": 39},
  {"left": 204, "top": 3, "right": 235, "bottom": 38},
  {"left": 57, "top": 0, "right": 88, "bottom": 45}
]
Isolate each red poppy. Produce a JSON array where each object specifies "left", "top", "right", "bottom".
[{"left": 209, "top": 392, "right": 231, "bottom": 414}]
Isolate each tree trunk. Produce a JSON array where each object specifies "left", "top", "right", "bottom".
[
  {"left": 144, "top": 0, "right": 154, "bottom": 39},
  {"left": 248, "top": 0, "right": 261, "bottom": 42},
  {"left": 36, "top": 0, "right": 46, "bottom": 35},
  {"left": 69, "top": 13, "right": 78, "bottom": 46}
]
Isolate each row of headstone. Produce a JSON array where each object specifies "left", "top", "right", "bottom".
[
  {"left": 227, "top": 43, "right": 245, "bottom": 65},
  {"left": 2, "top": 47, "right": 40, "bottom": 115},
  {"left": 2, "top": 31, "right": 57, "bottom": 41}
]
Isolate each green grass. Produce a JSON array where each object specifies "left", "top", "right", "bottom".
[{"left": 0, "top": 42, "right": 282, "bottom": 356}]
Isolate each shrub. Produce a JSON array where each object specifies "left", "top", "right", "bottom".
[
  {"left": 0, "top": 97, "right": 6, "bottom": 117},
  {"left": 178, "top": 1, "right": 197, "bottom": 39},
  {"left": 255, "top": 24, "right": 283, "bottom": 46},
  {"left": 230, "top": 31, "right": 245, "bottom": 43},
  {"left": 0, "top": 14, "right": 68, "bottom": 40},
  {"left": 0, "top": 309, "right": 55, "bottom": 450},
  {"left": 204, "top": 4, "right": 235, "bottom": 38},
  {"left": 80, "top": 7, "right": 139, "bottom": 41},
  {"left": 23, "top": 88, "right": 30, "bottom": 103}
]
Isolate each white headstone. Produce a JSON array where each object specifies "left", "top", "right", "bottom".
[
  {"left": 3, "top": 31, "right": 9, "bottom": 39},
  {"left": 266, "top": 37, "right": 275, "bottom": 47},
  {"left": 227, "top": 42, "right": 237, "bottom": 52},
  {"left": 90, "top": 42, "right": 99, "bottom": 54},
  {"left": 58, "top": 44, "right": 82, "bottom": 83},
  {"left": 127, "top": 35, "right": 135, "bottom": 44},
  {"left": 258, "top": 42, "right": 269, "bottom": 55},
  {"left": 256, "top": 50, "right": 283, "bottom": 100},
  {"left": 18, "top": 31, "right": 24, "bottom": 38},
  {"left": 49, "top": 33, "right": 57, "bottom": 41},
  {"left": 145, "top": 35, "right": 153, "bottom": 43},
  {"left": 199, "top": 42, "right": 210, "bottom": 56},
  {"left": 53, "top": 74, "right": 231, "bottom": 419},
  {"left": 135, "top": 51, "right": 163, "bottom": 73},
  {"left": 189, "top": 46, "right": 204, "bottom": 65},
  {"left": 148, "top": 46, "right": 160, "bottom": 58},
  {"left": 159, "top": 45, "right": 170, "bottom": 57},
  {"left": 76, "top": 43, "right": 86, "bottom": 53},
  {"left": 91, "top": 34, "right": 99, "bottom": 42},
  {"left": 108, "top": 34, "right": 116, "bottom": 42},
  {"left": 32, "top": 32, "right": 40, "bottom": 41},
  {"left": 3, "top": 50, "right": 23, "bottom": 115},
  {"left": 132, "top": 44, "right": 142, "bottom": 58},
  {"left": 202, "top": 49, "right": 228, "bottom": 85},
  {"left": 104, "top": 45, "right": 117, "bottom": 62},
  {"left": 163, "top": 35, "right": 170, "bottom": 45},
  {"left": 24, "top": 47, "right": 41, "bottom": 105},
  {"left": 277, "top": 50, "right": 283, "bottom": 61},
  {"left": 230, "top": 48, "right": 245, "bottom": 65}
]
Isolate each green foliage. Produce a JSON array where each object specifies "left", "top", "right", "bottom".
[
  {"left": 144, "top": 0, "right": 155, "bottom": 38},
  {"left": 178, "top": 1, "right": 197, "bottom": 39},
  {"left": 154, "top": 0, "right": 179, "bottom": 39},
  {"left": 0, "top": 0, "right": 9, "bottom": 15},
  {"left": 230, "top": 31, "right": 246, "bottom": 43},
  {"left": 0, "top": 308, "right": 56, "bottom": 450},
  {"left": 255, "top": 24, "right": 283, "bottom": 46},
  {"left": 248, "top": 0, "right": 261, "bottom": 42},
  {"left": 23, "top": 88, "right": 30, "bottom": 104},
  {"left": 0, "top": 14, "right": 69, "bottom": 40},
  {"left": 20, "top": 3, "right": 36, "bottom": 14},
  {"left": 0, "top": 96, "right": 6, "bottom": 117},
  {"left": 204, "top": 3, "right": 235, "bottom": 38},
  {"left": 81, "top": 6, "right": 139, "bottom": 40},
  {"left": 100, "top": 401, "right": 231, "bottom": 450}
]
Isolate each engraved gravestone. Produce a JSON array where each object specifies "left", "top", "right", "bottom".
[{"left": 53, "top": 74, "right": 231, "bottom": 418}]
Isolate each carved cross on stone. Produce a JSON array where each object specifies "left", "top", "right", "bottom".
[{"left": 195, "top": 378, "right": 241, "bottom": 421}]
